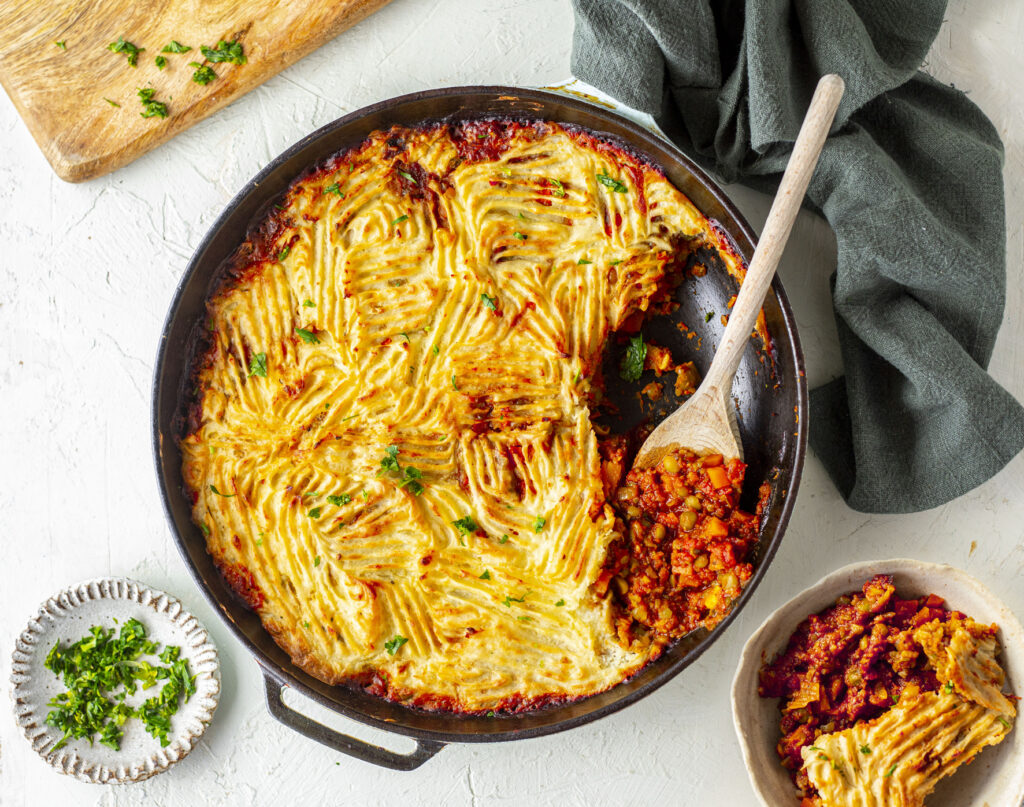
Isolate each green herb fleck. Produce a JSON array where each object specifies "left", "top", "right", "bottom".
[
  {"left": 999, "top": 716, "right": 1012, "bottom": 729},
  {"left": 486, "top": 710, "right": 496, "bottom": 717},
  {"left": 391, "top": 214, "right": 409, "bottom": 226},
  {"left": 705, "top": 311, "right": 714, "bottom": 322},
  {"left": 384, "top": 635, "right": 408, "bottom": 655},
  {"left": 55, "top": 40, "right": 67, "bottom": 50},
  {"left": 200, "top": 39, "right": 246, "bottom": 65},
  {"left": 155, "top": 55, "right": 167, "bottom": 70},
  {"left": 247, "top": 352, "right": 267, "bottom": 378},
  {"left": 517, "top": 615, "right": 532, "bottom": 622},
  {"left": 596, "top": 172, "right": 628, "bottom": 193},
  {"left": 481, "top": 293, "right": 497, "bottom": 311},
  {"left": 43, "top": 618, "right": 195, "bottom": 751},
  {"left": 944, "top": 681, "right": 954, "bottom": 694},
  {"left": 549, "top": 177, "right": 566, "bottom": 197},
  {"left": 619, "top": 334, "right": 646, "bottom": 383},
  {"left": 512, "top": 231, "right": 527, "bottom": 240},
  {"left": 209, "top": 484, "right": 234, "bottom": 497},
  {"left": 278, "top": 246, "right": 291, "bottom": 261},
  {"left": 398, "top": 170, "right": 415, "bottom": 182},
  {"left": 376, "top": 446, "right": 425, "bottom": 495},
  {"left": 479, "top": 570, "right": 491, "bottom": 580},
  {"left": 162, "top": 41, "right": 191, "bottom": 54},
  {"left": 451, "top": 375, "right": 459, "bottom": 391},
  {"left": 577, "top": 258, "right": 592, "bottom": 265},
  {"left": 303, "top": 299, "right": 315, "bottom": 308},
  {"left": 452, "top": 516, "right": 477, "bottom": 536},
  {"left": 499, "top": 534, "right": 510, "bottom": 544},
  {"left": 313, "top": 556, "right": 321, "bottom": 567},
  {"left": 137, "top": 87, "right": 168, "bottom": 119},
  {"left": 109, "top": 37, "right": 144, "bottom": 67},
  {"left": 308, "top": 507, "right": 322, "bottom": 518},
  {"left": 362, "top": 490, "right": 368, "bottom": 500},
  {"left": 532, "top": 515, "right": 546, "bottom": 533},
  {"left": 296, "top": 328, "right": 320, "bottom": 344},
  {"left": 327, "top": 494, "right": 351, "bottom": 506},
  {"left": 104, "top": 98, "right": 121, "bottom": 107},
  {"left": 859, "top": 744, "right": 871, "bottom": 755},
  {"left": 190, "top": 64, "right": 216, "bottom": 85},
  {"left": 432, "top": 344, "right": 440, "bottom": 356},
  {"left": 304, "top": 620, "right": 310, "bottom": 629},
  {"left": 199, "top": 523, "right": 210, "bottom": 536},
  {"left": 502, "top": 591, "right": 528, "bottom": 607},
  {"left": 325, "top": 182, "right": 343, "bottom": 197},
  {"left": 555, "top": 599, "right": 565, "bottom": 607},
  {"left": 884, "top": 763, "right": 897, "bottom": 778}
]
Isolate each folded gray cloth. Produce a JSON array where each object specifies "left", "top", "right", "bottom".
[{"left": 571, "top": 0, "right": 1024, "bottom": 513}]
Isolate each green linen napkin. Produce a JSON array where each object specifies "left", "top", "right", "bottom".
[{"left": 571, "top": 0, "right": 1024, "bottom": 513}]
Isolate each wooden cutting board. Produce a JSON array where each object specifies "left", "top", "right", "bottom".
[{"left": 0, "top": 0, "right": 391, "bottom": 182}]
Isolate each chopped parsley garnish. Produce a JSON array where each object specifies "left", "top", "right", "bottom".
[
  {"left": 502, "top": 592, "right": 528, "bottom": 607},
  {"left": 859, "top": 744, "right": 871, "bottom": 755},
  {"left": 137, "top": 88, "right": 168, "bottom": 119},
  {"left": 154, "top": 55, "right": 167, "bottom": 70},
  {"left": 512, "top": 231, "right": 527, "bottom": 240},
  {"left": 384, "top": 635, "right": 408, "bottom": 655},
  {"left": 200, "top": 39, "right": 246, "bottom": 65},
  {"left": 190, "top": 64, "right": 217, "bottom": 85},
  {"left": 199, "top": 523, "right": 210, "bottom": 536},
  {"left": 884, "top": 763, "right": 898, "bottom": 778},
  {"left": 517, "top": 615, "right": 532, "bottom": 622},
  {"left": 619, "top": 334, "right": 646, "bottom": 382},
  {"left": 486, "top": 710, "right": 496, "bottom": 717},
  {"left": 397, "top": 170, "right": 415, "bottom": 182},
  {"left": 327, "top": 494, "right": 352, "bottom": 506},
  {"left": 451, "top": 375, "right": 459, "bottom": 391},
  {"left": 324, "top": 182, "right": 343, "bottom": 197},
  {"left": 209, "top": 484, "right": 234, "bottom": 497},
  {"left": 555, "top": 599, "right": 565, "bottom": 607},
  {"left": 278, "top": 246, "right": 291, "bottom": 261},
  {"left": 296, "top": 328, "right": 320, "bottom": 344},
  {"left": 308, "top": 507, "right": 322, "bottom": 518},
  {"left": 577, "top": 258, "right": 592, "bottom": 265},
  {"left": 452, "top": 516, "right": 477, "bottom": 536},
  {"left": 532, "top": 515, "right": 546, "bottom": 533},
  {"left": 400, "top": 332, "right": 410, "bottom": 343},
  {"left": 944, "top": 681, "right": 954, "bottom": 694},
  {"left": 303, "top": 299, "right": 315, "bottom": 308},
  {"left": 376, "top": 446, "right": 425, "bottom": 495},
  {"left": 596, "top": 172, "right": 628, "bottom": 193},
  {"left": 549, "top": 177, "right": 566, "bottom": 197},
  {"left": 479, "top": 570, "right": 491, "bottom": 580},
  {"left": 43, "top": 618, "right": 195, "bottom": 751},
  {"left": 162, "top": 41, "right": 191, "bottom": 54},
  {"left": 313, "top": 556, "right": 321, "bottom": 566},
  {"left": 55, "top": 41, "right": 67, "bottom": 50},
  {"left": 432, "top": 344, "right": 440, "bottom": 356},
  {"left": 108, "top": 37, "right": 143, "bottom": 67},
  {"left": 498, "top": 534, "right": 510, "bottom": 544},
  {"left": 705, "top": 311, "right": 714, "bottom": 322},
  {"left": 362, "top": 490, "right": 369, "bottom": 500},
  {"left": 303, "top": 620, "right": 311, "bottom": 629},
  {"left": 609, "top": 259, "right": 623, "bottom": 265},
  {"left": 247, "top": 352, "right": 267, "bottom": 378},
  {"left": 104, "top": 98, "right": 121, "bottom": 107},
  {"left": 481, "top": 293, "right": 497, "bottom": 311},
  {"left": 998, "top": 716, "right": 1012, "bottom": 729},
  {"left": 391, "top": 214, "right": 409, "bottom": 226}
]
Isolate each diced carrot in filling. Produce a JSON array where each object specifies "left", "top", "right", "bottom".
[{"left": 706, "top": 465, "right": 730, "bottom": 490}]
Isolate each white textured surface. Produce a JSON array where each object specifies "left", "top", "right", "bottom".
[{"left": 1, "top": 1, "right": 1022, "bottom": 804}]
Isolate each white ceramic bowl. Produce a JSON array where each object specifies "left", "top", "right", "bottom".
[
  {"left": 732, "top": 558, "right": 1024, "bottom": 807},
  {"left": 9, "top": 577, "right": 220, "bottom": 784}
]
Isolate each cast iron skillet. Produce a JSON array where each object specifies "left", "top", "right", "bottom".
[{"left": 152, "top": 86, "right": 807, "bottom": 771}]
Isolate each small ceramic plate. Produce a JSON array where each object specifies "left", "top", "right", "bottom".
[
  {"left": 732, "top": 558, "right": 1024, "bottom": 807},
  {"left": 10, "top": 577, "right": 220, "bottom": 784}
]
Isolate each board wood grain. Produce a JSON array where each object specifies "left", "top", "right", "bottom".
[{"left": 0, "top": 0, "right": 392, "bottom": 182}]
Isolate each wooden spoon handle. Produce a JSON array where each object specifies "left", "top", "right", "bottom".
[{"left": 701, "top": 74, "right": 845, "bottom": 395}]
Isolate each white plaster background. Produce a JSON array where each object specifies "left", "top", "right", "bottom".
[{"left": 1, "top": 1, "right": 1021, "bottom": 804}]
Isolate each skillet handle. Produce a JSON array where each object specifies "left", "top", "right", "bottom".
[{"left": 263, "top": 675, "right": 445, "bottom": 770}]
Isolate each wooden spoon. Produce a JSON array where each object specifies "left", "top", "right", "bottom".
[{"left": 633, "top": 73, "right": 845, "bottom": 469}]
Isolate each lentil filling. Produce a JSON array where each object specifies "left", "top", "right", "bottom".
[{"left": 601, "top": 446, "right": 770, "bottom": 649}]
